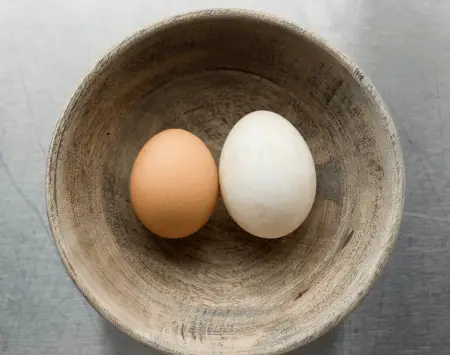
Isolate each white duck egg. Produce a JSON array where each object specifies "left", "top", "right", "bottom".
[{"left": 219, "top": 110, "right": 316, "bottom": 238}]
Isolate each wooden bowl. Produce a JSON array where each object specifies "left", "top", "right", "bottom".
[{"left": 46, "top": 9, "right": 404, "bottom": 355}]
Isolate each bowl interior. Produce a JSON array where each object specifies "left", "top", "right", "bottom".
[{"left": 47, "top": 11, "right": 404, "bottom": 355}]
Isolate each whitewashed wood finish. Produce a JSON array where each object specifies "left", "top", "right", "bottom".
[{"left": 46, "top": 9, "right": 404, "bottom": 355}]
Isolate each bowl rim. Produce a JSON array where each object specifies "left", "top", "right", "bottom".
[{"left": 46, "top": 8, "right": 405, "bottom": 355}]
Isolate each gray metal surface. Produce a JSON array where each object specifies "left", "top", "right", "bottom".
[{"left": 0, "top": 0, "right": 448, "bottom": 354}]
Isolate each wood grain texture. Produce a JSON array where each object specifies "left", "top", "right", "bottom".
[{"left": 45, "top": 9, "right": 405, "bottom": 355}]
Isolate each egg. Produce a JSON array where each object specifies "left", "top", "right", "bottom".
[
  {"left": 130, "top": 129, "right": 218, "bottom": 238},
  {"left": 219, "top": 111, "right": 316, "bottom": 239}
]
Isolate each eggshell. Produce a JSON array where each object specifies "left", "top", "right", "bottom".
[
  {"left": 130, "top": 129, "right": 218, "bottom": 238},
  {"left": 219, "top": 111, "right": 316, "bottom": 238}
]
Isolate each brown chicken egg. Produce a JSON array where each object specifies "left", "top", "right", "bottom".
[{"left": 130, "top": 129, "right": 218, "bottom": 238}]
